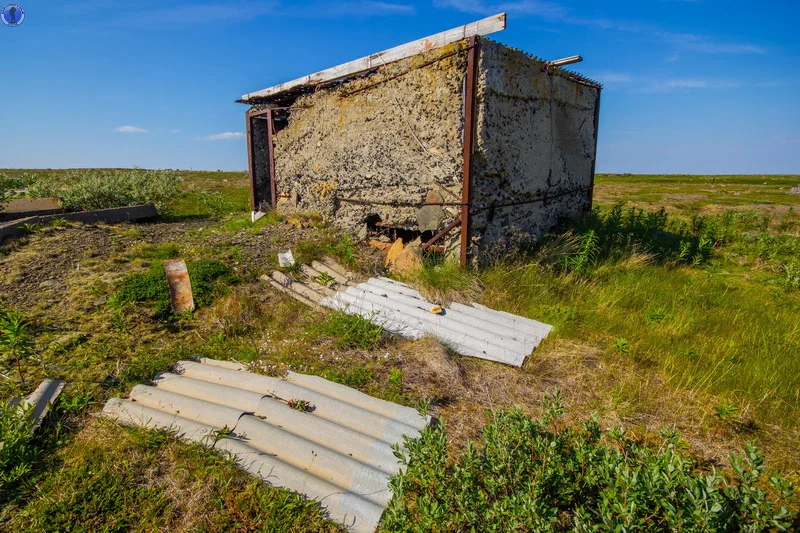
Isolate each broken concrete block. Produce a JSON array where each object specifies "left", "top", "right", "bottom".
[
  {"left": 384, "top": 238, "right": 405, "bottom": 267},
  {"left": 416, "top": 190, "right": 445, "bottom": 232},
  {"left": 369, "top": 239, "right": 391, "bottom": 252},
  {"left": 388, "top": 238, "right": 422, "bottom": 276}
]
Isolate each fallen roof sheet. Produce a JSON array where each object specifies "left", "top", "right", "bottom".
[
  {"left": 102, "top": 358, "right": 429, "bottom": 533},
  {"left": 321, "top": 278, "right": 552, "bottom": 367},
  {"left": 240, "top": 13, "right": 506, "bottom": 104},
  {"left": 7, "top": 378, "right": 65, "bottom": 431}
]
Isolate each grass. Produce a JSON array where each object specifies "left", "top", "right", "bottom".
[
  {"left": 1, "top": 170, "right": 799, "bottom": 531},
  {"left": 114, "top": 259, "right": 237, "bottom": 314},
  {"left": 2, "top": 419, "right": 343, "bottom": 532},
  {"left": 310, "top": 310, "right": 386, "bottom": 350}
]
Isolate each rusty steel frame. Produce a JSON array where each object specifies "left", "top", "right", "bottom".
[
  {"left": 245, "top": 108, "right": 277, "bottom": 211},
  {"left": 460, "top": 36, "right": 478, "bottom": 267},
  {"left": 422, "top": 216, "right": 462, "bottom": 251},
  {"left": 588, "top": 90, "right": 601, "bottom": 211}
]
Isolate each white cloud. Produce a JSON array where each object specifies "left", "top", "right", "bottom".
[
  {"left": 114, "top": 125, "right": 149, "bottom": 133},
  {"left": 437, "top": 1, "right": 766, "bottom": 55},
  {"left": 200, "top": 132, "right": 245, "bottom": 141},
  {"left": 664, "top": 52, "right": 681, "bottom": 63},
  {"left": 168, "top": 129, "right": 181, "bottom": 134},
  {"left": 589, "top": 72, "right": 632, "bottom": 84},
  {"left": 640, "top": 79, "right": 741, "bottom": 92},
  {"left": 435, "top": 0, "right": 565, "bottom": 18},
  {"left": 320, "top": 1, "right": 416, "bottom": 15},
  {"left": 658, "top": 32, "right": 766, "bottom": 54}
]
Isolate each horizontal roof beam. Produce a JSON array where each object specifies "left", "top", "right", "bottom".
[{"left": 240, "top": 12, "right": 506, "bottom": 103}]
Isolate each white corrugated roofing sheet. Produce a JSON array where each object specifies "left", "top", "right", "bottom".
[
  {"left": 102, "top": 358, "right": 429, "bottom": 533},
  {"left": 321, "top": 277, "right": 552, "bottom": 367}
]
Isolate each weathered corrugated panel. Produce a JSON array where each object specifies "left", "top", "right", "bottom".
[
  {"left": 102, "top": 358, "right": 429, "bottom": 533},
  {"left": 321, "top": 278, "right": 552, "bottom": 367},
  {"left": 7, "top": 378, "right": 65, "bottom": 431}
]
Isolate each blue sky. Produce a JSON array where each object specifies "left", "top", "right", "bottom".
[{"left": 2, "top": 0, "right": 798, "bottom": 173}]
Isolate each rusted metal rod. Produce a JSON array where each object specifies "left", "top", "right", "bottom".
[
  {"left": 421, "top": 216, "right": 462, "bottom": 250},
  {"left": 460, "top": 36, "right": 478, "bottom": 267}
]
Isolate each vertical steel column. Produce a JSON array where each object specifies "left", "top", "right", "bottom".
[
  {"left": 245, "top": 108, "right": 277, "bottom": 211},
  {"left": 460, "top": 36, "right": 478, "bottom": 267},
  {"left": 266, "top": 109, "right": 277, "bottom": 209},
  {"left": 587, "top": 89, "right": 601, "bottom": 210},
  {"left": 245, "top": 111, "right": 257, "bottom": 211}
]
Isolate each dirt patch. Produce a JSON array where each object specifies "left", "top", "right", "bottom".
[{"left": 788, "top": 184, "right": 800, "bottom": 195}]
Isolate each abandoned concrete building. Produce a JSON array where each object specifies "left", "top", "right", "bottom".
[{"left": 239, "top": 13, "right": 601, "bottom": 265}]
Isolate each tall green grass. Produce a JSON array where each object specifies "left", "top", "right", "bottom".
[{"left": 409, "top": 204, "right": 800, "bottom": 430}]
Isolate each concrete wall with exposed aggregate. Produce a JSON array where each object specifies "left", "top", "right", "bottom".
[
  {"left": 252, "top": 37, "right": 599, "bottom": 265},
  {"left": 271, "top": 42, "right": 469, "bottom": 237},
  {"left": 469, "top": 38, "right": 599, "bottom": 263}
]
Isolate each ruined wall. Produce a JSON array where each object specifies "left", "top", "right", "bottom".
[
  {"left": 272, "top": 42, "right": 469, "bottom": 238},
  {"left": 470, "top": 38, "right": 599, "bottom": 263}
]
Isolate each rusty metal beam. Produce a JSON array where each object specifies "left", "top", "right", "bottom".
[
  {"left": 460, "top": 36, "right": 478, "bottom": 267},
  {"left": 246, "top": 108, "right": 278, "bottom": 211},
  {"left": 588, "top": 89, "right": 601, "bottom": 211},
  {"left": 266, "top": 109, "right": 277, "bottom": 209},
  {"left": 421, "top": 216, "right": 462, "bottom": 251},
  {"left": 245, "top": 112, "right": 257, "bottom": 211}
]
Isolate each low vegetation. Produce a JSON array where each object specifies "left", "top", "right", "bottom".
[
  {"left": 383, "top": 403, "right": 797, "bottom": 532},
  {"left": 409, "top": 200, "right": 800, "bottom": 448},
  {"left": 310, "top": 311, "right": 386, "bottom": 350},
  {"left": 113, "top": 259, "right": 237, "bottom": 314},
  {"left": 27, "top": 168, "right": 181, "bottom": 213},
  {"left": 0, "top": 170, "right": 798, "bottom": 531},
  {"left": 0, "top": 172, "right": 37, "bottom": 206}
]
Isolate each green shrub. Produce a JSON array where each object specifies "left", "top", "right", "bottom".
[
  {"left": 0, "top": 403, "right": 37, "bottom": 495},
  {"left": 0, "top": 311, "right": 34, "bottom": 385},
  {"left": 27, "top": 169, "right": 180, "bottom": 213},
  {"left": 383, "top": 406, "right": 797, "bottom": 532},
  {"left": 557, "top": 204, "right": 722, "bottom": 273},
  {"left": 0, "top": 173, "right": 37, "bottom": 206},
  {"left": 324, "top": 235, "right": 357, "bottom": 267}
]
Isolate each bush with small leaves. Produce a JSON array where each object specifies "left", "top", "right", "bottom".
[
  {"left": 382, "top": 405, "right": 797, "bottom": 532},
  {"left": 28, "top": 168, "right": 180, "bottom": 213}
]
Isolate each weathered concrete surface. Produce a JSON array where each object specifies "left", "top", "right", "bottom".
[
  {"left": 271, "top": 42, "right": 468, "bottom": 235},
  {"left": 0, "top": 204, "right": 158, "bottom": 243},
  {"left": 252, "top": 37, "right": 599, "bottom": 266},
  {"left": 0, "top": 198, "right": 63, "bottom": 220},
  {"left": 470, "top": 39, "right": 599, "bottom": 263}
]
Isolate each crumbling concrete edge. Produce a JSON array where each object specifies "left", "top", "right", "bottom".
[{"left": 0, "top": 204, "right": 158, "bottom": 243}]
